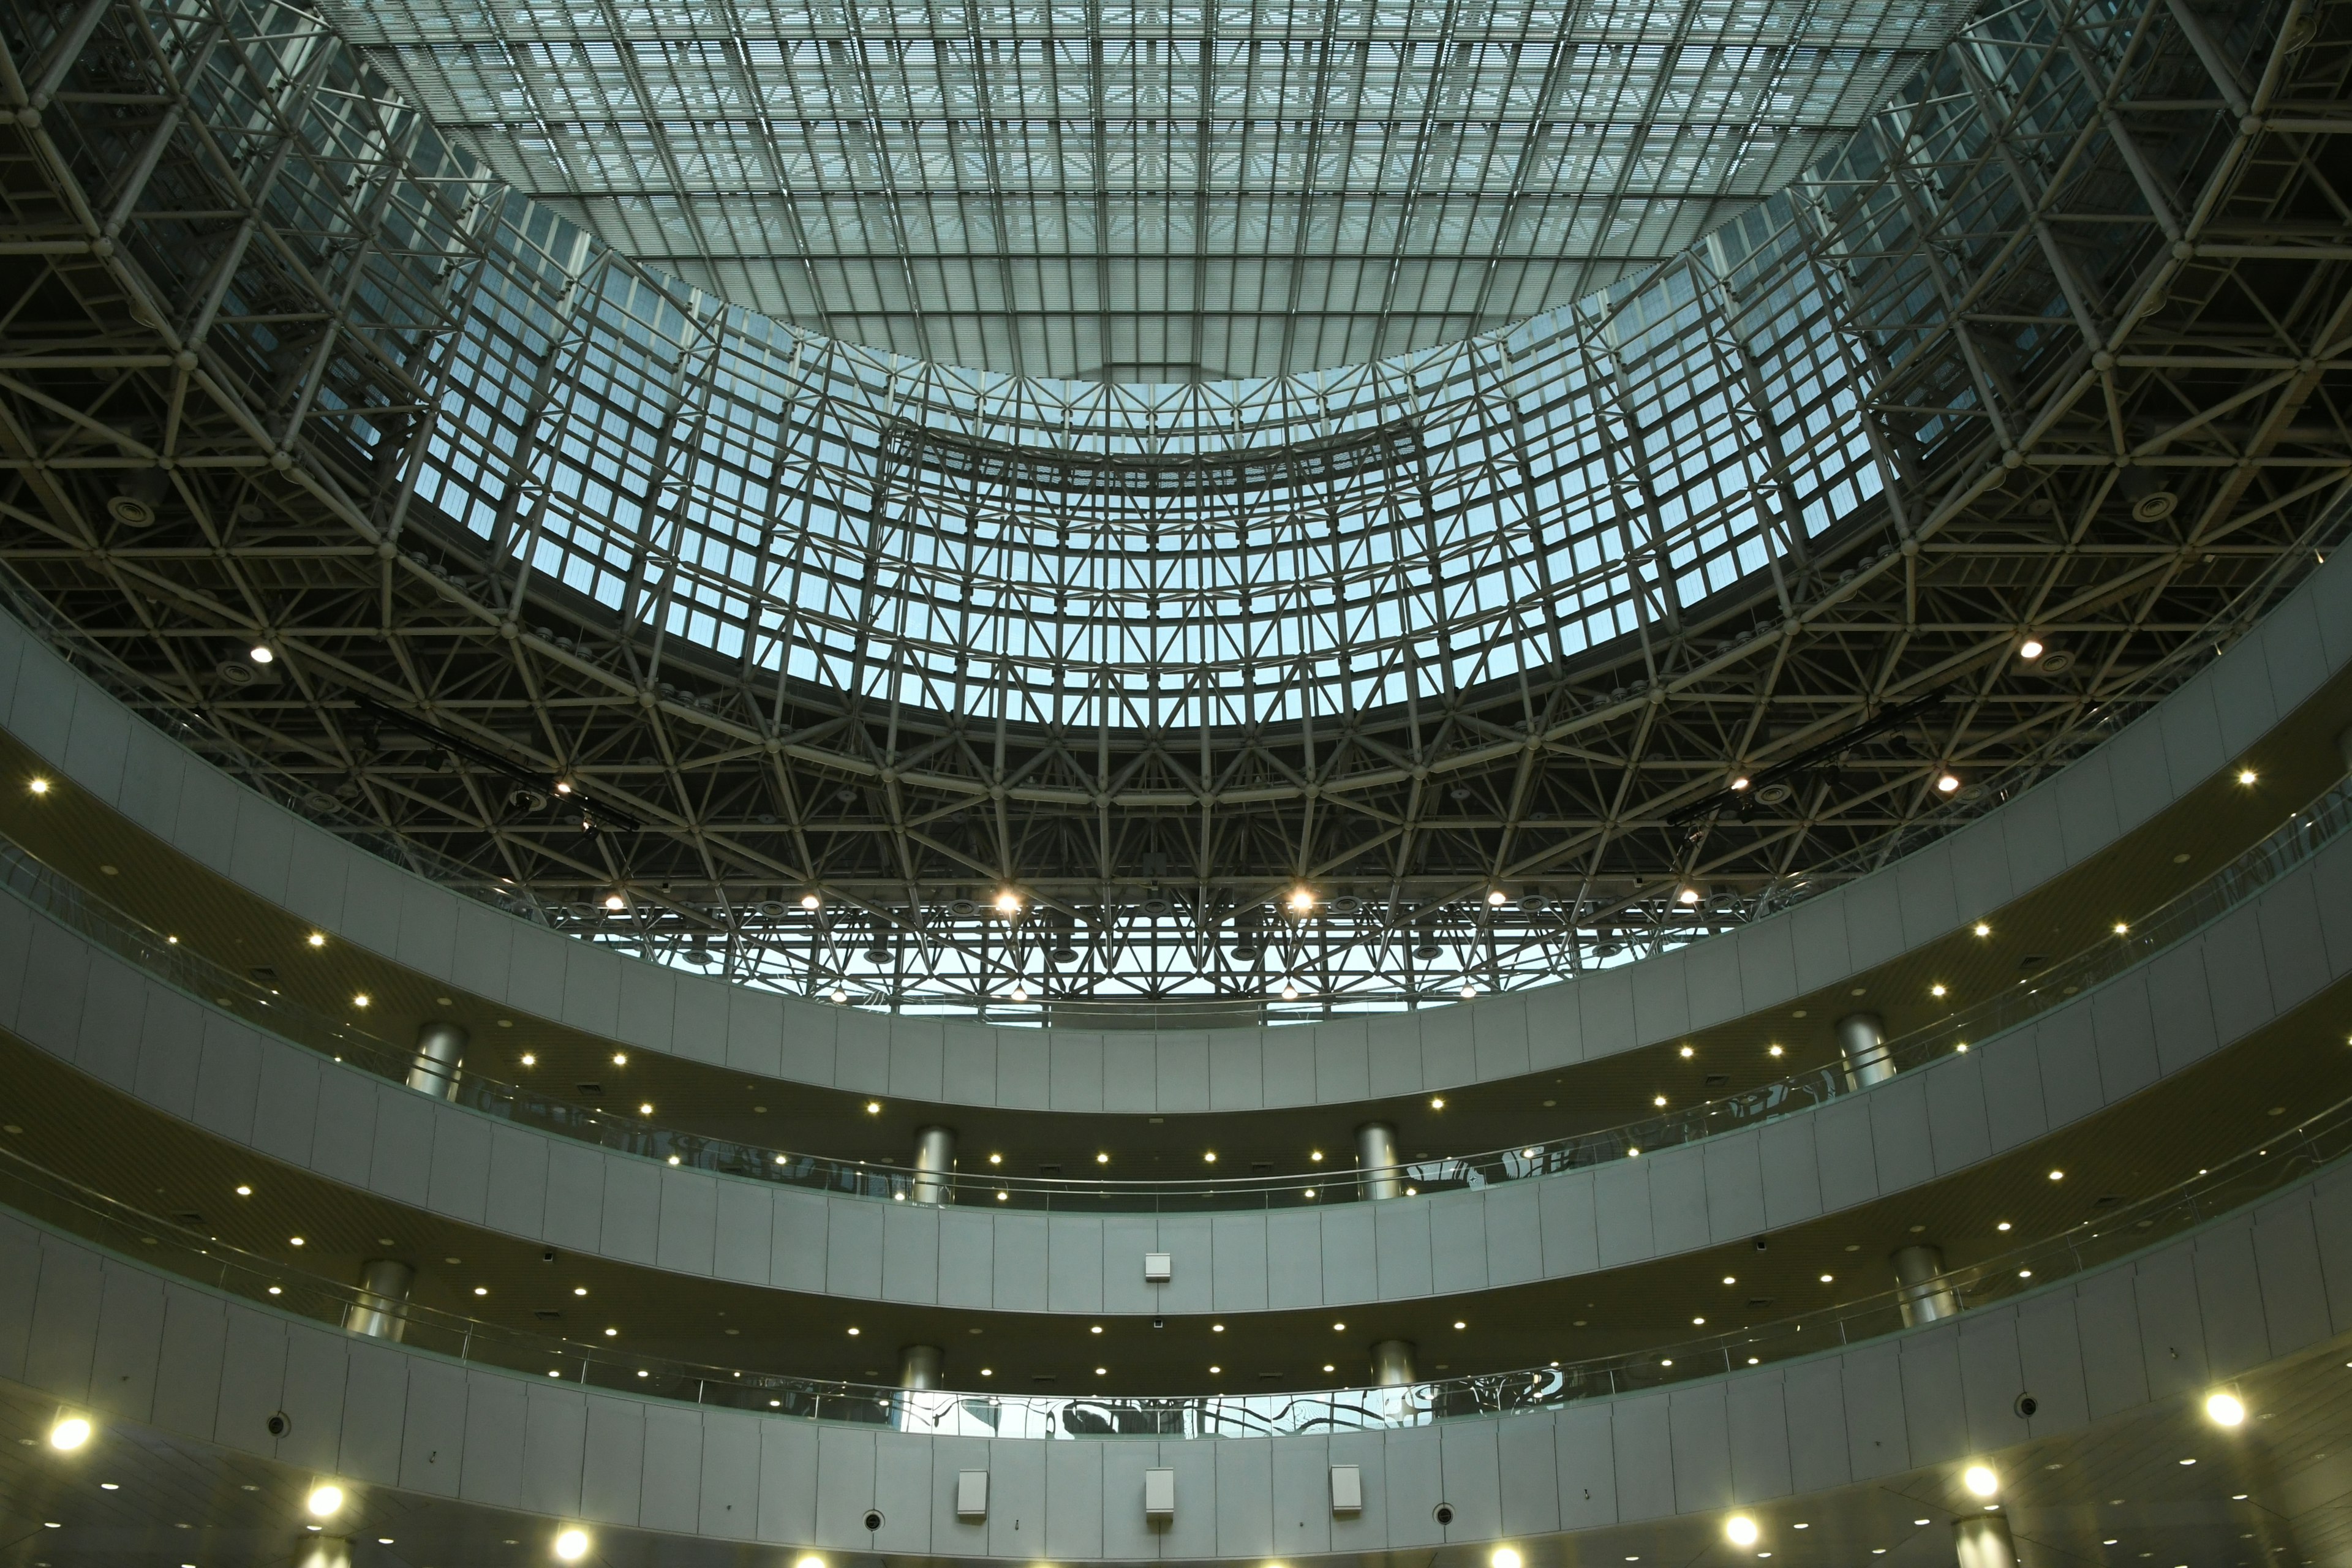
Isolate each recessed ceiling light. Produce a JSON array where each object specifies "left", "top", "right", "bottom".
[
  {"left": 521, "top": 1053, "right": 536, "bottom": 1066},
  {"left": 573, "top": 1286, "right": 587, "bottom": 1296},
  {"left": 235, "top": 1185, "right": 251, "bottom": 1197},
  {"left": 28, "top": 778, "right": 50, "bottom": 795},
  {"left": 865, "top": 1102, "right": 881, "bottom": 1114},
  {"left": 249, "top": 645, "right": 275, "bottom": 664},
  {"left": 350, "top": 994, "right": 370, "bottom": 1008},
  {"left": 1094, "top": 1366, "right": 1106, "bottom": 1376},
  {"left": 1453, "top": 1320, "right": 1466, "bottom": 1330},
  {"left": 1091, "top": 1325, "right": 1103, "bottom": 1335},
  {"left": 1692, "top": 1316, "right": 1705, "bottom": 1325},
  {"left": 1096, "top": 1152, "right": 1109, "bottom": 1164},
  {"left": 1430, "top": 1096, "right": 1446, "bottom": 1109},
  {"left": 2237, "top": 768, "right": 2258, "bottom": 785},
  {"left": 474, "top": 1286, "right": 488, "bottom": 1296},
  {"left": 306, "top": 933, "right": 325, "bottom": 948},
  {"left": 288, "top": 1236, "right": 305, "bottom": 1247},
  {"left": 1653, "top": 1095, "right": 1667, "bottom": 1107},
  {"left": 846, "top": 1327, "right": 860, "bottom": 1336},
  {"left": 2048, "top": 1169, "right": 2065, "bottom": 1181},
  {"left": 1997, "top": 1220, "right": 2011, "bottom": 1231},
  {"left": 611, "top": 1052, "right": 627, "bottom": 1065},
  {"left": 1973, "top": 921, "right": 1991, "bottom": 937},
  {"left": 1768, "top": 1044, "right": 1784, "bottom": 1057}
]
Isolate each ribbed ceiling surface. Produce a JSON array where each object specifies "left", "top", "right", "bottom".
[{"left": 323, "top": 0, "right": 1964, "bottom": 379}]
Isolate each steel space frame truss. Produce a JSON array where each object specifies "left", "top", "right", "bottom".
[{"left": 0, "top": 0, "right": 2346, "bottom": 1017}]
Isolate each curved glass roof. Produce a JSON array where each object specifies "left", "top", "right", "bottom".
[
  {"left": 423, "top": 189, "right": 1880, "bottom": 730},
  {"left": 323, "top": 0, "right": 1966, "bottom": 379}
]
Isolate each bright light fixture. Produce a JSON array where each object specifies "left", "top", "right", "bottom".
[
  {"left": 1653, "top": 1095, "right": 1667, "bottom": 1107},
  {"left": 1680, "top": 1044, "right": 1695, "bottom": 1057},
  {"left": 1936, "top": 772, "right": 1962, "bottom": 793},
  {"left": 865, "top": 1101, "right": 882, "bottom": 1114},
  {"left": 1460, "top": 982, "right": 1477, "bottom": 998},
  {"left": 1725, "top": 1516, "right": 1760, "bottom": 1547},
  {"left": 1974, "top": 922, "right": 1991, "bottom": 937},
  {"left": 306, "top": 1484, "right": 344, "bottom": 1518},
  {"left": 350, "top": 994, "right": 369, "bottom": 1009},
  {"left": 800, "top": 892, "right": 821, "bottom": 910},
  {"left": 1931, "top": 984, "right": 1948, "bottom": 998},
  {"left": 1964, "top": 1464, "right": 1998, "bottom": 1498},
  {"left": 48, "top": 1415, "right": 91, "bottom": 1450},
  {"left": 1281, "top": 984, "right": 1298, "bottom": 1001},
  {"left": 2019, "top": 636, "right": 2045, "bottom": 660},
  {"left": 1289, "top": 887, "right": 1316, "bottom": 913},
  {"left": 603, "top": 893, "right": 625, "bottom": 911},
  {"left": 993, "top": 890, "right": 1022, "bottom": 916},
  {"left": 1493, "top": 1550, "right": 1523, "bottom": 1568},
  {"left": 2206, "top": 1392, "right": 2246, "bottom": 1427},
  {"left": 2113, "top": 921, "right": 2130, "bottom": 935},
  {"left": 2237, "top": 768, "right": 2258, "bottom": 786},
  {"left": 554, "top": 1529, "right": 590, "bottom": 1561},
  {"left": 1676, "top": 884, "right": 1702, "bottom": 905},
  {"left": 306, "top": 933, "right": 325, "bottom": 948},
  {"left": 829, "top": 987, "right": 847, "bottom": 1003},
  {"left": 1729, "top": 775, "right": 1751, "bottom": 791},
  {"left": 1487, "top": 889, "right": 1508, "bottom": 906},
  {"left": 1009, "top": 986, "right": 1028, "bottom": 1003},
  {"left": 249, "top": 645, "right": 274, "bottom": 665},
  {"left": 2048, "top": 1169, "right": 2065, "bottom": 1181},
  {"left": 795, "top": 1556, "right": 826, "bottom": 1568},
  {"left": 1096, "top": 1152, "right": 1109, "bottom": 1164},
  {"left": 28, "top": 777, "right": 50, "bottom": 795},
  {"left": 1430, "top": 1096, "right": 1446, "bottom": 1109},
  {"left": 611, "top": 1052, "right": 627, "bottom": 1065}
]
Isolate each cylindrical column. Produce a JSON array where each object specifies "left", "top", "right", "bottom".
[
  {"left": 1836, "top": 1012, "right": 1894, "bottom": 1088},
  {"left": 407, "top": 1021, "right": 467, "bottom": 1099},
  {"left": 342, "top": 1258, "right": 414, "bottom": 1341},
  {"left": 1369, "top": 1339, "right": 1416, "bottom": 1386},
  {"left": 1953, "top": 1513, "right": 2017, "bottom": 1568},
  {"left": 296, "top": 1538, "right": 353, "bottom": 1568},
  {"left": 899, "top": 1344, "right": 943, "bottom": 1390},
  {"left": 1893, "top": 1243, "right": 1961, "bottom": 1326},
  {"left": 911, "top": 1126, "right": 956, "bottom": 1205},
  {"left": 1356, "top": 1121, "right": 1403, "bottom": 1201}
]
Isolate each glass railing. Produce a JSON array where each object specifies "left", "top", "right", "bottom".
[
  {"left": 3, "top": 770, "right": 2349, "bottom": 1213},
  {"left": 4, "top": 1089, "right": 2347, "bottom": 1437}
]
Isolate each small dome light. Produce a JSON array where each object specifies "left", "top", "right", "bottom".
[
  {"left": 603, "top": 892, "right": 625, "bottom": 911},
  {"left": 1288, "top": 886, "right": 1316, "bottom": 914},
  {"left": 2206, "top": 1392, "right": 2246, "bottom": 1427},
  {"left": 306, "top": 933, "right": 325, "bottom": 948},
  {"left": 993, "top": 889, "right": 1022, "bottom": 916},
  {"left": 1729, "top": 774, "right": 1751, "bottom": 791},
  {"left": 1964, "top": 1464, "right": 1999, "bottom": 1497},
  {"left": 306, "top": 1484, "right": 344, "bottom": 1518},
  {"left": 350, "top": 993, "right": 370, "bottom": 1009},
  {"left": 1487, "top": 889, "right": 1508, "bottom": 906},
  {"left": 1494, "top": 1551, "right": 1523, "bottom": 1568},
  {"left": 48, "top": 1415, "right": 91, "bottom": 1450},
  {"left": 554, "top": 1529, "right": 590, "bottom": 1562},
  {"left": 1936, "top": 772, "right": 1962, "bottom": 793},
  {"left": 1973, "top": 921, "right": 1991, "bottom": 937},
  {"left": 249, "top": 645, "right": 274, "bottom": 665},
  {"left": 28, "top": 777, "right": 51, "bottom": 795},
  {"left": 2018, "top": 636, "right": 2045, "bottom": 660},
  {"left": 1009, "top": 986, "right": 1028, "bottom": 1003},
  {"left": 2237, "top": 768, "right": 2259, "bottom": 786},
  {"left": 1726, "top": 1517, "right": 1759, "bottom": 1547},
  {"left": 800, "top": 892, "right": 821, "bottom": 909}
]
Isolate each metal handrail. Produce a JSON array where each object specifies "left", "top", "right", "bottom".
[
  {"left": 2, "top": 769, "right": 2348, "bottom": 1211},
  {"left": 2, "top": 1088, "right": 2346, "bottom": 1435}
]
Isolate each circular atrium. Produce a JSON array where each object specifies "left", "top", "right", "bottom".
[{"left": 0, "top": 0, "right": 2348, "bottom": 1566}]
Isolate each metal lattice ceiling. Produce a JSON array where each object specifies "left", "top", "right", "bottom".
[
  {"left": 0, "top": 0, "right": 2346, "bottom": 1017},
  {"left": 318, "top": 0, "right": 1970, "bottom": 379}
]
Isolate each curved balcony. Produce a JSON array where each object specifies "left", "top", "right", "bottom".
[{"left": 0, "top": 543, "right": 2346, "bottom": 1113}]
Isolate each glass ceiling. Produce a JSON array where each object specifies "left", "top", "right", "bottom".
[
  {"left": 323, "top": 0, "right": 1967, "bottom": 379},
  {"left": 420, "top": 188, "right": 1884, "bottom": 732}
]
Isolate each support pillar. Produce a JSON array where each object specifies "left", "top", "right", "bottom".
[
  {"left": 1952, "top": 1513, "right": 2017, "bottom": 1568},
  {"left": 1893, "top": 1243, "right": 1961, "bottom": 1326},
  {"left": 911, "top": 1126, "right": 956, "bottom": 1205},
  {"left": 899, "top": 1344, "right": 943, "bottom": 1390},
  {"left": 342, "top": 1258, "right": 414, "bottom": 1341},
  {"left": 1836, "top": 1012, "right": 1894, "bottom": 1088},
  {"left": 1356, "top": 1121, "right": 1403, "bottom": 1201},
  {"left": 1369, "top": 1339, "right": 1416, "bottom": 1387},
  {"left": 407, "top": 1021, "right": 467, "bottom": 1099}
]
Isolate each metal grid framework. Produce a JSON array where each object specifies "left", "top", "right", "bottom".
[
  {"left": 318, "top": 0, "right": 1970, "bottom": 380},
  {"left": 0, "top": 0, "right": 2346, "bottom": 1018}
]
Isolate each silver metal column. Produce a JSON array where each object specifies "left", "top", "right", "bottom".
[
  {"left": 911, "top": 1126, "right": 956, "bottom": 1205},
  {"left": 1893, "top": 1244, "right": 1961, "bottom": 1325},
  {"left": 1356, "top": 1121, "right": 1403, "bottom": 1200},
  {"left": 1836, "top": 1012, "right": 1894, "bottom": 1088},
  {"left": 1953, "top": 1513, "right": 2018, "bottom": 1568},
  {"left": 899, "top": 1344, "right": 943, "bottom": 1389},
  {"left": 407, "top": 1021, "right": 467, "bottom": 1099},
  {"left": 296, "top": 1538, "right": 353, "bottom": 1568},
  {"left": 1370, "top": 1339, "right": 1416, "bottom": 1386},
  {"left": 342, "top": 1259, "right": 414, "bottom": 1341}
]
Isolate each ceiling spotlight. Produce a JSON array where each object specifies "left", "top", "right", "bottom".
[
  {"left": 795, "top": 1557, "right": 826, "bottom": 1568},
  {"left": 829, "top": 987, "right": 847, "bottom": 1003},
  {"left": 554, "top": 1529, "right": 590, "bottom": 1562},
  {"left": 1493, "top": 1551, "right": 1523, "bottom": 1568},
  {"left": 48, "top": 1415, "right": 91, "bottom": 1450},
  {"left": 1725, "top": 1517, "right": 1760, "bottom": 1548},
  {"left": 865, "top": 1101, "right": 882, "bottom": 1114},
  {"left": 2113, "top": 921, "right": 2129, "bottom": 936},
  {"left": 350, "top": 994, "right": 369, "bottom": 1009},
  {"left": 1281, "top": 984, "right": 1299, "bottom": 1001},
  {"left": 611, "top": 1052, "right": 627, "bottom": 1065},
  {"left": 1679, "top": 1044, "right": 1695, "bottom": 1058},
  {"left": 1653, "top": 1095, "right": 1667, "bottom": 1107},
  {"left": 1768, "top": 1044, "right": 1784, "bottom": 1057},
  {"left": 28, "top": 777, "right": 50, "bottom": 795},
  {"left": 306, "top": 1484, "right": 345, "bottom": 1518},
  {"left": 1203, "top": 1152, "right": 1217, "bottom": 1163},
  {"left": 2237, "top": 768, "right": 2259, "bottom": 786},
  {"left": 306, "top": 932, "right": 325, "bottom": 948},
  {"left": 554, "top": 780, "right": 573, "bottom": 795},
  {"left": 1676, "top": 884, "right": 1703, "bottom": 906},
  {"left": 2048, "top": 1169, "right": 2065, "bottom": 1182},
  {"left": 1973, "top": 921, "right": 1991, "bottom": 937},
  {"left": 799, "top": 892, "right": 821, "bottom": 909},
  {"left": 249, "top": 645, "right": 275, "bottom": 665},
  {"left": 2019, "top": 636, "right": 2045, "bottom": 660},
  {"left": 1936, "top": 772, "right": 1962, "bottom": 793},
  {"left": 993, "top": 890, "right": 1022, "bottom": 916},
  {"left": 1096, "top": 1152, "right": 1110, "bottom": 1164},
  {"left": 603, "top": 893, "right": 625, "bottom": 911},
  {"left": 1460, "top": 982, "right": 1477, "bottom": 999},
  {"left": 1288, "top": 886, "right": 1316, "bottom": 914},
  {"left": 1729, "top": 774, "right": 1751, "bottom": 791},
  {"left": 1931, "top": 984, "right": 1948, "bottom": 997},
  {"left": 1430, "top": 1096, "right": 1446, "bottom": 1110},
  {"left": 1964, "top": 1464, "right": 1999, "bottom": 1498},
  {"left": 1009, "top": 986, "right": 1028, "bottom": 1003},
  {"left": 1487, "top": 889, "right": 1508, "bottom": 907},
  {"left": 2206, "top": 1392, "right": 2247, "bottom": 1427}
]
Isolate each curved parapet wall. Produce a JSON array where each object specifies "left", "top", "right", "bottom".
[
  {"left": 2, "top": 548, "right": 2348, "bottom": 1110},
  {"left": 4, "top": 785, "right": 2348, "bottom": 1313},
  {"left": 2, "top": 1156, "right": 2348, "bottom": 1559}
]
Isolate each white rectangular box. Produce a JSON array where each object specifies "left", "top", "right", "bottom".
[
  {"left": 956, "top": 1470, "right": 988, "bottom": 1519},
  {"left": 1330, "top": 1464, "right": 1362, "bottom": 1513},
  {"left": 1144, "top": 1251, "right": 1172, "bottom": 1283},
  {"left": 1144, "top": 1466, "right": 1176, "bottom": 1518}
]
